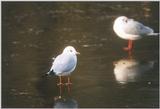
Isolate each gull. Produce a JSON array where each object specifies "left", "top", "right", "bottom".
[
  {"left": 47, "top": 46, "right": 80, "bottom": 86},
  {"left": 113, "top": 16, "right": 159, "bottom": 51}
]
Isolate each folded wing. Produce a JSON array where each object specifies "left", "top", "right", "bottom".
[
  {"left": 53, "top": 54, "right": 76, "bottom": 74},
  {"left": 123, "top": 19, "right": 153, "bottom": 35}
]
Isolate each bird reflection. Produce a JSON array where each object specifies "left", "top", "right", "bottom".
[
  {"left": 113, "top": 58, "right": 154, "bottom": 84},
  {"left": 53, "top": 96, "right": 78, "bottom": 108},
  {"left": 53, "top": 81, "right": 78, "bottom": 108}
]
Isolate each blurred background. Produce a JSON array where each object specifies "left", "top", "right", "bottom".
[{"left": 2, "top": 2, "right": 159, "bottom": 108}]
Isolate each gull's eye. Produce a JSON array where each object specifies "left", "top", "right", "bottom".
[{"left": 70, "top": 50, "right": 73, "bottom": 52}]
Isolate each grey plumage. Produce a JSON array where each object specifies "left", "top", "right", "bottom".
[{"left": 47, "top": 46, "right": 79, "bottom": 76}]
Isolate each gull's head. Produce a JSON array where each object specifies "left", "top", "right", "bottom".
[
  {"left": 115, "top": 16, "right": 128, "bottom": 24},
  {"left": 113, "top": 16, "right": 129, "bottom": 33},
  {"left": 63, "top": 46, "right": 80, "bottom": 55}
]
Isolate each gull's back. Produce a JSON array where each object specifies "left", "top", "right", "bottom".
[{"left": 124, "top": 19, "right": 153, "bottom": 36}]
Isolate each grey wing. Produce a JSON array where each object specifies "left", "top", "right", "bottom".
[
  {"left": 124, "top": 19, "right": 153, "bottom": 35},
  {"left": 53, "top": 54, "right": 76, "bottom": 73}
]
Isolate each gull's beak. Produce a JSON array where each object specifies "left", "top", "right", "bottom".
[{"left": 76, "top": 51, "right": 80, "bottom": 55}]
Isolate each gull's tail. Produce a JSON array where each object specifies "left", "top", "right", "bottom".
[
  {"left": 45, "top": 70, "right": 55, "bottom": 77},
  {"left": 44, "top": 57, "right": 56, "bottom": 77},
  {"left": 46, "top": 71, "right": 51, "bottom": 75},
  {"left": 148, "top": 33, "right": 160, "bottom": 36}
]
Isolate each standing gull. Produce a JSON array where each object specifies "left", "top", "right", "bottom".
[
  {"left": 113, "top": 16, "right": 159, "bottom": 51},
  {"left": 47, "top": 46, "right": 80, "bottom": 86}
]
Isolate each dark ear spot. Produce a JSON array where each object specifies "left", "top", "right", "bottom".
[{"left": 123, "top": 18, "right": 127, "bottom": 23}]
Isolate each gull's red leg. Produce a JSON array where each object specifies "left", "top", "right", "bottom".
[
  {"left": 128, "top": 40, "right": 133, "bottom": 50},
  {"left": 66, "top": 76, "right": 72, "bottom": 85},
  {"left": 57, "top": 76, "right": 64, "bottom": 98},
  {"left": 124, "top": 40, "right": 133, "bottom": 51},
  {"left": 57, "top": 76, "right": 64, "bottom": 86}
]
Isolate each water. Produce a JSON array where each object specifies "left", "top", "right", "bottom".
[{"left": 2, "top": 2, "right": 159, "bottom": 108}]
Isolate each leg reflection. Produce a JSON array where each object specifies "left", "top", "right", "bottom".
[
  {"left": 128, "top": 50, "right": 133, "bottom": 59},
  {"left": 66, "top": 76, "right": 72, "bottom": 94}
]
